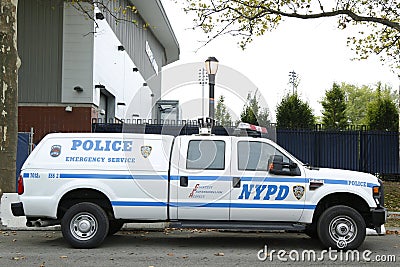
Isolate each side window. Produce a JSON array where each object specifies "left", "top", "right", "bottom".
[
  {"left": 238, "top": 141, "right": 290, "bottom": 171},
  {"left": 238, "top": 141, "right": 272, "bottom": 171},
  {"left": 187, "top": 140, "right": 225, "bottom": 170}
]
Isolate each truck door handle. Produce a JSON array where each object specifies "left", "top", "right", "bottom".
[
  {"left": 180, "top": 176, "right": 188, "bottom": 187},
  {"left": 233, "top": 177, "right": 241, "bottom": 188}
]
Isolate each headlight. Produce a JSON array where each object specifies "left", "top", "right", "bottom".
[{"left": 373, "top": 179, "right": 385, "bottom": 207}]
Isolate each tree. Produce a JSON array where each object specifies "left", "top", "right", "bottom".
[
  {"left": 366, "top": 87, "right": 399, "bottom": 131},
  {"left": 276, "top": 93, "right": 315, "bottom": 129},
  {"left": 240, "top": 91, "right": 270, "bottom": 126},
  {"left": 342, "top": 82, "right": 396, "bottom": 126},
  {"left": 215, "top": 95, "right": 232, "bottom": 126},
  {"left": 257, "top": 107, "right": 270, "bottom": 127},
  {"left": 342, "top": 83, "right": 375, "bottom": 125},
  {"left": 1, "top": 0, "right": 19, "bottom": 194},
  {"left": 321, "top": 83, "right": 348, "bottom": 130},
  {"left": 240, "top": 93, "right": 258, "bottom": 125},
  {"left": 0, "top": 0, "right": 141, "bottom": 194},
  {"left": 184, "top": 0, "right": 400, "bottom": 70}
]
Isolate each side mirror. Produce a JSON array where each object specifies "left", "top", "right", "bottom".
[{"left": 268, "top": 155, "right": 301, "bottom": 176}]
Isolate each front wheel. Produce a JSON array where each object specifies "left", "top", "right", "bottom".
[
  {"left": 317, "top": 205, "right": 366, "bottom": 250},
  {"left": 61, "top": 202, "right": 109, "bottom": 248}
]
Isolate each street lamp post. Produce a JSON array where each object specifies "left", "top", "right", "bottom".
[
  {"left": 205, "top": 57, "right": 219, "bottom": 122},
  {"left": 289, "top": 70, "right": 297, "bottom": 94},
  {"left": 198, "top": 68, "right": 208, "bottom": 119}
]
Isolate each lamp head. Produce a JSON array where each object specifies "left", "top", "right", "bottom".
[{"left": 205, "top": 57, "right": 219, "bottom": 75}]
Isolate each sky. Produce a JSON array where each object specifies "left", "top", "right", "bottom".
[{"left": 159, "top": 0, "right": 400, "bottom": 122}]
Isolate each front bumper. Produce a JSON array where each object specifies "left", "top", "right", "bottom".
[
  {"left": 11, "top": 202, "right": 25, "bottom": 217},
  {"left": 371, "top": 207, "right": 387, "bottom": 229}
]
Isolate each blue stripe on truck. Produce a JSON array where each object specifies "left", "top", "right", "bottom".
[
  {"left": 111, "top": 201, "right": 316, "bottom": 210},
  {"left": 59, "top": 174, "right": 168, "bottom": 180},
  {"left": 22, "top": 173, "right": 379, "bottom": 188}
]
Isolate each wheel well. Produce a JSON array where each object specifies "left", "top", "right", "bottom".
[
  {"left": 311, "top": 193, "right": 372, "bottom": 227},
  {"left": 57, "top": 189, "right": 114, "bottom": 220}
]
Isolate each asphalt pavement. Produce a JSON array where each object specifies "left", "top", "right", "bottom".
[{"left": 0, "top": 229, "right": 398, "bottom": 266}]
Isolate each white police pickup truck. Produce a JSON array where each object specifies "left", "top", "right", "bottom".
[{"left": 11, "top": 132, "right": 386, "bottom": 249}]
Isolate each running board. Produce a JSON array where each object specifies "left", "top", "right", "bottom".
[{"left": 169, "top": 221, "right": 306, "bottom": 231}]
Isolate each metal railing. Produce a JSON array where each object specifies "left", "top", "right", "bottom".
[{"left": 92, "top": 120, "right": 400, "bottom": 179}]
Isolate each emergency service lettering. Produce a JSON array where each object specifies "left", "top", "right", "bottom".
[
  {"left": 71, "top": 140, "right": 133, "bottom": 151},
  {"left": 238, "top": 184, "right": 289, "bottom": 200}
]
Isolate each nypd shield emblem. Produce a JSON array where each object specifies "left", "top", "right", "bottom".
[
  {"left": 141, "top": 146, "right": 152, "bottom": 158},
  {"left": 293, "top": 185, "right": 305, "bottom": 200},
  {"left": 50, "top": 145, "right": 61, "bottom": 157}
]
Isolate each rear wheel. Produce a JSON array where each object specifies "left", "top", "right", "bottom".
[
  {"left": 317, "top": 205, "right": 366, "bottom": 250},
  {"left": 61, "top": 202, "right": 109, "bottom": 248}
]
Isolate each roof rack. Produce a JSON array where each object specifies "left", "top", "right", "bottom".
[{"left": 197, "top": 117, "right": 214, "bottom": 136}]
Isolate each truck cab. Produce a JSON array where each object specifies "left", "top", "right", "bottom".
[{"left": 169, "top": 135, "right": 306, "bottom": 222}]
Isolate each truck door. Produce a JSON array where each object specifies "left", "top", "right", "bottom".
[
  {"left": 174, "top": 136, "right": 231, "bottom": 220},
  {"left": 230, "top": 139, "right": 306, "bottom": 222}
]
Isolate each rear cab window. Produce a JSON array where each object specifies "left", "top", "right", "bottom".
[{"left": 186, "top": 140, "right": 225, "bottom": 170}]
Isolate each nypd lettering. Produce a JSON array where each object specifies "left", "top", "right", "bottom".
[
  {"left": 71, "top": 139, "right": 133, "bottom": 152},
  {"left": 238, "top": 184, "right": 289, "bottom": 201}
]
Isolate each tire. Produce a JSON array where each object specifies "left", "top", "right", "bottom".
[
  {"left": 61, "top": 202, "right": 109, "bottom": 248},
  {"left": 317, "top": 205, "right": 366, "bottom": 250},
  {"left": 108, "top": 220, "right": 125, "bottom": 236}
]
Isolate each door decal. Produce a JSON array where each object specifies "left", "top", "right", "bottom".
[{"left": 292, "top": 185, "right": 305, "bottom": 200}]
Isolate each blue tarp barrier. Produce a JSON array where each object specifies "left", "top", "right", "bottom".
[{"left": 16, "top": 132, "right": 30, "bottom": 191}]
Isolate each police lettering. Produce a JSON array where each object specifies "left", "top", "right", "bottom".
[
  {"left": 71, "top": 139, "right": 133, "bottom": 151},
  {"left": 238, "top": 184, "right": 290, "bottom": 201},
  {"left": 347, "top": 180, "right": 367, "bottom": 187}
]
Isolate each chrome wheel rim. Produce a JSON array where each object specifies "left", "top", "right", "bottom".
[
  {"left": 329, "top": 215, "right": 357, "bottom": 247},
  {"left": 70, "top": 212, "right": 98, "bottom": 241}
]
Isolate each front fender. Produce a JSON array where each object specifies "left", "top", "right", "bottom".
[
  {"left": 299, "top": 184, "right": 376, "bottom": 224},
  {"left": 308, "top": 185, "right": 376, "bottom": 208}
]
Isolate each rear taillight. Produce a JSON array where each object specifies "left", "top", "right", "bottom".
[{"left": 17, "top": 175, "right": 24, "bottom": 195}]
